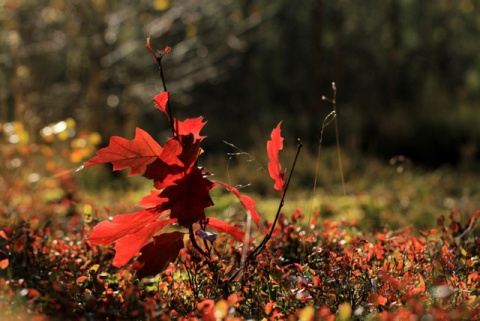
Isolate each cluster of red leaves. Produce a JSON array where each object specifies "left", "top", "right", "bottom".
[
  {"left": 177, "top": 209, "right": 480, "bottom": 320},
  {"left": 79, "top": 46, "right": 286, "bottom": 278},
  {"left": 1, "top": 208, "right": 479, "bottom": 320}
]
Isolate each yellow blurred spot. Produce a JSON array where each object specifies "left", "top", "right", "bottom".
[
  {"left": 89, "top": 132, "right": 102, "bottom": 145},
  {"left": 337, "top": 303, "right": 352, "bottom": 321},
  {"left": 57, "top": 130, "right": 69, "bottom": 141},
  {"left": 70, "top": 149, "right": 84, "bottom": 163},
  {"left": 460, "top": 0, "right": 474, "bottom": 13},
  {"left": 214, "top": 300, "right": 228, "bottom": 320},
  {"left": 89, "top": 264, "right": 99, "bottom": 273},
  {"left": 153, "top": 0, "right": 169, "bottom": 11},
  {"left": 298, "top": 305, "right": 314, "bottom": 321},
  {"left": 71, "top": 138, "right": 87, "bottom": 149},
  {"left": 185, "top": 24, "right": 197, "bottom": 38},
  {"left": 84, "top": 204, "right": 93, "bottom": 215},
  {"left": 66, "top": 117, "right": 76, "bottom": 129}
]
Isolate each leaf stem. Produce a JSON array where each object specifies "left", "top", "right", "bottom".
[
  {"left": 188, "top": 225, "right": 208, "bottom": 258},
  {"left": 251, "top": 138, "right": 302, "bottom": 257},
  {"left": 157, "top": 58, "right": 176, "bottom": 137}
]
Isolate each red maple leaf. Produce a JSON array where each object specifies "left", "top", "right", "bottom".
[
  {"left": 88, "top": 208, "right": 174, "bottom": 267},
  {"left": 215, "top": 181, "right": 261, "bottom": 227},
  {"left": 88, "top": 208, "right": 168, "bottom": 246},
  {"left": 132, "top": 231, "right": 185, "bottom": 278},
  {"left": 206, "top": 217, "right": 246, "bottom": 243},
  {"left": 136, "top": 190, "right": 167, "bottom": 208},
  {"left": 267, "top": 122, "right": 285, "bottom": 193},
  {"left": 83, "top": 42, "right": 265, "bottom": 278},
  {"left": 176, "top": 117, "right": 207, "bottom": 141},
  {"left": 83, "top": 128, "right": 163, "bottom": 176},
  {"left": 143, "top": 135, "right": 201, "bottom": 189},
  {"left": 159, "top": 137, "right": 184, "bottom": 166},
  {"left": 112, "top": 218, "right": 175, "bottom": 267},
  {"left": 161, "top": 167, "right": 215, "bottom": 227}
]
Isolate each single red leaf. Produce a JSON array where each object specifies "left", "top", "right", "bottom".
[
  {"left": 132, "top": 231, "right": 185, "bottom": 278},
  {"left": 76, "top": 276, "right": 88, "bottom": 284},
  {"left": 88, "top": 208, "right": 168, "bottom": 246},
  {"left": 162, "top": 167, "right": 215, "bottom": 227},
  {"left": 159, "top": 138, "right": 183, "bottom": 166},
  {"left": 143, "top": 159, "right": 185, "bottom": 189},
  {"left": 83, "top": 128, "right": 163, "bottom": 176},
  {"left": 113, "top": 219, "right": 174, "bottom": 267},
  {"left": 409, "top": 274, "right": 426, "bottom": 296},
  {"left": 206, "top": 217, "right": 245, "bottom": 242},
  {"left": 154, "top": 92, "right": 170, "bottom": 121},
  {"left": 215, "top": 181, "right": 260, "bottom": 227},
  {"left": 176, "top": 117, "right": 206, "bottom": 141},
  {"left": 136, "top": 190, "right": 168, "bottom": 208},
  {"left": 176, "top": 134, "right": 202, "bottom": 169},
  {"left": 143, "top": 135, "right": 201, "bottom": 189},
  {"left": 267, "top": 122, "right": 285, "bottom": 193},
  {"left": 0, "top": 258, "right": 9, "bottom": 270},
  {"left": 377, "top": 295, "right": 387, "bottom": 306}
]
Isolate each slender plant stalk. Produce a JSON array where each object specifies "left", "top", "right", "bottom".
[
  {"left": 146, "top": 38, "right": 175, "bottom": 136},
  {"left": 330, "top": 82, "right": 347, "bottom": 196},
  {"left": 229, "top": 138, "right": 302, "bottom": 282},
  {"left": 188, "top": 225, "right": 209, "bottom": 258},
  {"left": 309, "top": 110, "right": 336, "bottom": 219}
]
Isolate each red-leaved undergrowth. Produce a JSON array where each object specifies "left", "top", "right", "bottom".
[{"left": 78, "top": 40, "right": 290, "bottom": 279}]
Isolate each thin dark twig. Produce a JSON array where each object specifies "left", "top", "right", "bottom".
[
  {"left": 156, "top": 55, "right": 176, "bottom": 136},
  {"left": 250, "top": 138, "right": 302, "bottom": 257},
  {"left": 228, "top": 138, "right": 302, "bottom": 282},
  {"left": 146, "top": 39, "right": 175, "bottom": 136},
  {"left": 188, "top": 225, "right": 208, "bottom": 258}
]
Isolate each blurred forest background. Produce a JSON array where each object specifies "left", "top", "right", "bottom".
[{"left": 1, "top": 0, "right": 479, "bottom": 169}]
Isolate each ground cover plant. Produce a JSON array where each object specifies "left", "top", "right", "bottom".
[{"left": 1, "top": 40, "right": 480, "bottom": 320}]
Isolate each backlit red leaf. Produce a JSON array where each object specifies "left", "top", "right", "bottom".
[
  {"left": 88, "top": 208, "right": 168, "bottom": 246},
  {"left": 154, "top": 91, "right": 170, "bottom": 121},
  {"left": 83, "top": 128, "right": 163, "bottom": 176},
  {"left": 132, "top": 231, "right": 185, "bottom": 278},
  {"left": 143, "top": 159, "right": 185, "bottom": 189},
  {"left": 215, "top": 181, "right": 260, "bottom": 227},
  {"left": 113, "top": 219, "right": 174, "bottom": 267},
  {"left": 136, "top": 190, "right": 167, "bottom": 208},
  {"left": 143, "top": 135, "right": 201, "bottom": 189},
  {"left": 176, "top": 117, "right": 206, "bottom": 141},
  {"left": 267, "top": 122, "right": 285, "bottom": 193},
  {"left": 206, "top": 217, "right": 245, "bottom": 242},
  {"left": 162, "top": 167, "right": 215, "bottom": 227},
  {"left": 159, "top": 138, "right": 183, "bottom": 166},
  {"left": 176, "top": 134, "right": 202, "bottom": 169}
]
